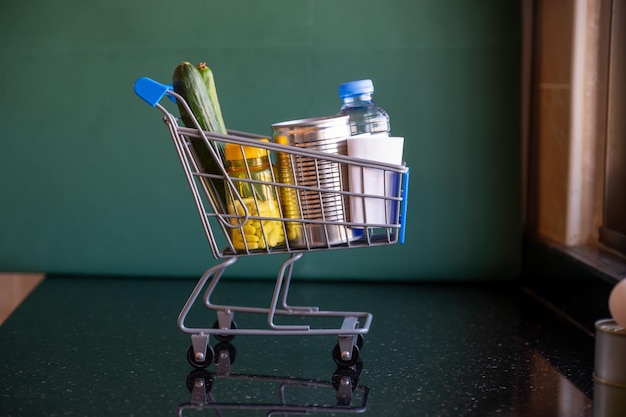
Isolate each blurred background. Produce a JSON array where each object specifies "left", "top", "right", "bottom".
[{"left": 0, "top": 0, "right": 522, "bottom": 281}]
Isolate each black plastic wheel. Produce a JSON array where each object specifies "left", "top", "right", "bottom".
[
  {"left": 213, "top": 342, "right": 237, "bottom": 365},
  {"left": 212, "top": 319, "right": 238, "bottom": 343},
  {"left": 353, "top": 358, "right": 364, "bottom": 375},
  {"left": 331, "top": 366, "right": 360, "bottom": 392},
  {"left": 186, "top": 344, "right": 215, "bottom": 369},
  {"left": 186, "top": 368, "right": 213, "bottom": 393},
  {"left": 332, "top": 343, "right": 360, "bottom": 368},
  {"left": 356, "top": 334, "right": 364, "bottom": 350}
]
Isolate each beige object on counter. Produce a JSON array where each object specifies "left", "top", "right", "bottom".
[{"left": 609, "top": 279, "right": 626, "bottom": 329}]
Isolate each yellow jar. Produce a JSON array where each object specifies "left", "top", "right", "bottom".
[
  {"left": 274, "top": 135, "right": 305, "bottom": 247},
  {"left": 224, "top": 141, "right": 285, "bottom": 251}
]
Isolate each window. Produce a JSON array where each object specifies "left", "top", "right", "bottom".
[
  {"left": 599, "top": 0, "right": 626, "bottom": 256},
  {"left": 525, "top": 0, "right": 626, "bottom": 266}
]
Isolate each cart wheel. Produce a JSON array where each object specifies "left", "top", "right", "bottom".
[
  {"left": 187, "top": 344, "right": 215, "bottom": 369},
  {"left": 332, "top": 343, "right": 360, "bottom": 368},
  {"left": 213, "top": 342, "right": 237, "bottom": 365},
  {"left": 332, "top": 366, "right": 360, "bottom": 392},
  {"left": 356, "top": 334, "right": 365, "bottom": 350},
  {"left": 353, "top": 358, "right": 364, "bottom": 375},
  {"left": 185, "top": 368, "right": 213, "bottom": 393},
  {"left": 212, "top": 320, "right": 238, "bottom": 343}
]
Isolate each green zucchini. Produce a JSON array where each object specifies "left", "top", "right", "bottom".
[
  {"left": 196, "top": 62, "right": 227, "bottom": 135},
  {"left": 172, "top": 61, "right": 226, "bottom": 205}
]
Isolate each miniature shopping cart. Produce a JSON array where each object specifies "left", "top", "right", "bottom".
[{"left": 133, "top": 77, "right": 410, "bottom": 369}]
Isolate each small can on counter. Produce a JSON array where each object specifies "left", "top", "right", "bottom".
[{"left": 593, "top": 318, "right": 626, "bottom": 417}]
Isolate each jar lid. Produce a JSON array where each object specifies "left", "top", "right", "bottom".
[{"left": 224, "top": 139, "right": 269, "bottom": 161}]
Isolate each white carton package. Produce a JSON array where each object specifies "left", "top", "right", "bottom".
[{"left": 346, "top": 134, "right": 404, "bottom": 227}]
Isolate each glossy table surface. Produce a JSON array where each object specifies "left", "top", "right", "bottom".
[{"left": 0, "top": 274, "right": 597, "bottom": 416}]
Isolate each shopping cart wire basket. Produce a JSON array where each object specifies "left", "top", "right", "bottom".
[{"left": 134, "top": 76, "right": 410, "bottom": 369}]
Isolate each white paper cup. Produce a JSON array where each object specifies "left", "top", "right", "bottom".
[{"left": 347, "top": 135, "right": 404, "bottom": 227}]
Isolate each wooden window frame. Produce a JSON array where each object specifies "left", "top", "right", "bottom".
[
  {"left": 599, "top": 0, "right": 626, "bottom": 256},
  {"left": 523, "top": 0, "right": 625, "bottom": 281}
]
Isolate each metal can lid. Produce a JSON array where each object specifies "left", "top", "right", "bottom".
[
  {"left": 596, "top": 318, "right": 626, "bottom": 336},
  {"left": 271, "top": 115, "right": 349, "bottom": 130}
]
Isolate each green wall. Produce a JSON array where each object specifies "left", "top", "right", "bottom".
[{"left": 0, "top": 0, "right": 522, "bottom": 280}]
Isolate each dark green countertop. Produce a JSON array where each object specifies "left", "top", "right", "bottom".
[{"left": 0, "top": 275, "right": 595, "bottom": 416}]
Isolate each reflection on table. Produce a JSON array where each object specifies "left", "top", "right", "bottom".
[{"left": 178, "top": 342, "right": 369, "bottom": 416}]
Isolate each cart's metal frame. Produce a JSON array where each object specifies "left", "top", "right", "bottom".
[{"left": 134, "top": 77, "right": 410, "bottom": 368}]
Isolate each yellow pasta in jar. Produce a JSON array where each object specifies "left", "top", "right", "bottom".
[{"left": 227, "top": 197, "right": 285, "bottom": 251}]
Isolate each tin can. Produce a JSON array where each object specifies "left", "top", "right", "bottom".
[
  {"left": 272, "top": 115, "right": 357, "bottom": 247},
  {"left": 593, "top": 319, "right": 626, "bottom": 417},
  {"left": 594, "top": 318, "right": 626, "bottom": 387}
]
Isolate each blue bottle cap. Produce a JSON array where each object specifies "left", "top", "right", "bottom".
[{"left": 338, "top": 79, "right": 374, "bottom": 98}]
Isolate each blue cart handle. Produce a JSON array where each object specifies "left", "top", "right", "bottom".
[{"left": 133, "top": 77, "right": 176, "bottom": 106}]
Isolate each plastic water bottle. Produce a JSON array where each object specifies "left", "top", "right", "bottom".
[{"left": 337, "top": 79, "right": 390, "bottom": 136}]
